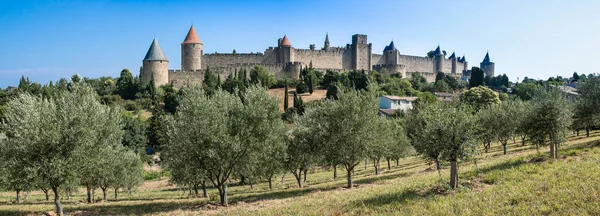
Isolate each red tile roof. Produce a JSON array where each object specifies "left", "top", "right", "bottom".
[
  {"left": 182, "top": 25, "right": 202, "bottom": 44},
  {"left": 280, "top": 35, "right": 291, "bottom": 47}
]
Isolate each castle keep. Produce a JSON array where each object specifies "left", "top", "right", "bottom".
[{"left": 142, "top": 26, "right": 495, "bottom": 87}]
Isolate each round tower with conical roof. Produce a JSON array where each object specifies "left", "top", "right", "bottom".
[
  {"left": 142, "top": 38, "right": 169, "bottom": 87},
  {"left": 433, "top": 45, "right": 444, "bottom": 73},
  {"left": 278, "top": 35, "right": 294, "bottom": 63},
  {"left": 449, "top": 52, "right": 457, "bottom": 74},
  {"left": 460, "top": 55, "right": 468, "bottom": 72},
  {"left": 181, "top": 25, "right": 203, "bottom": 72},
  {"left": 383, "top": 40, "right": 399, "bottom": 65},
  {"left": 480, "top": 52, "right": 495, "bottom": 77}
]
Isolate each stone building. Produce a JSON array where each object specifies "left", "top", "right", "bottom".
[{"left": 141, "top": 26, "right": 495, "bottom": 87}]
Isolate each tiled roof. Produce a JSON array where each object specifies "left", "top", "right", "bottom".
[
  {"left": 143, "top": 38, "right": 168, "bottom": 61},
  {"left": 280, "top": 35, "right": 291, "bottom": 47},
  {"left": 182, "top": 25, "right": 202, "bottom": 44}
]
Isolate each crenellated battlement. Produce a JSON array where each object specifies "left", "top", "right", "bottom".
[{"left": 143, "top": 28, "right": 491, "bottom": 88}]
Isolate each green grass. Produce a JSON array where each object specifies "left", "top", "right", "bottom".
[{"left": 1, "top": 131, "right": 600, "bottom": 215}]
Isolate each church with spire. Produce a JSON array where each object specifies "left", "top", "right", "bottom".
[{"left": 141, "top": 26, "right": 494, "bottom": 87}]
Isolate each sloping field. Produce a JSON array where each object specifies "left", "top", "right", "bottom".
[{"left": 1, "top": 131, "right": 599, "bottom": 216}]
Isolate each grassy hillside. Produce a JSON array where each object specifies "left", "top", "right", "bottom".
[{"left": 1, "top": 131, "right": 599, "bottom": 215}]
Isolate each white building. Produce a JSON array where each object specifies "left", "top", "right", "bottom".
[{"left": 379, "top": 96, "right": 417, "bottom": 117}]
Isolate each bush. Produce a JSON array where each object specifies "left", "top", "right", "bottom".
[
  {"left": 136, "top": 98, "right": 153, "bottom": 109},
  {"left": 295, "top": 82, "right": 308, "bottom": 94},
  {"left": 273, "top": 79, "right": 300, "bottom": 88},
  {"left": 101, "top": 94, "right": 122, "bottom": 106},
  {"left": 143, "top": 169, "right": 171, "bottom": 181},
  {"left": 123, "top": 100, "right": 141, "bottom": 111}
]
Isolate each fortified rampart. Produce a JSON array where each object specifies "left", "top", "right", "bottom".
[{"left": 140, "top": 26, "right": 494, "bottom": 87}]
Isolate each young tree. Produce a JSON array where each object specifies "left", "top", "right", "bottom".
[
  {"left": 293, "top": 92, "right": 305, "bottom": 115},
  {"left": 1, "top": 85, "right": 123, "bottom": 215},
  {"left": 574, "top": 77, "right": 600, "bottom": 136},
  {"left": 369, "top": 118, "right": 413, "bottom": 175},
  {"left": 524, "top": 89, "right": 573, "bottom": 159},
  {"left": 115, "top": 150, "right": 144, "bottom": 198},
  {"left": 300, "top": 86, "right": 379, "bottom": 188},
  {"left": 121, "top": 113, "right": 148, "bottom": 155},
  {"left": 406, "top": 103, "right": 478, "bottom": 189},
  {"left": 476, "top": 109, "right": 496, "bottom": 153},
  {"left": 164, "top": 85, "right": 285, "bottom": 206},
  {"left": 203, "top": 67, "right": 220, "bottom": 96},
  {"left": 250, "top": 65, "right": 276, "bottom": 88},
  {"left": 116, "top": 68, "right": 137, "bottom": 99},
  {"left": 479, "top": 100, "right": 521, "bottom": 154},
  {"left": 283, "top": 82, "right": 289, "bottom": 110},
  {"left": 286, "top": 127, "right": 317, "bottom": 188}
]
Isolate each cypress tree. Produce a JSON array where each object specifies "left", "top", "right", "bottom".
[{"left": 284, "top": 83, "right": 289, "bottom": 110}]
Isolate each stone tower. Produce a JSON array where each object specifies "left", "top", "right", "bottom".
[
  {"left": 383, "top": 41, "right": 399, "bottom": 65},
  {"left": 142, "top": 38, "right": 169, "bottom": 87},
  {"left": 323, "top": 33, "right": 330, "bottom": 51},
  {"left": 181, "top": 25, "right": 203, "bottom": 72},
  {"left": 278, "top": 35, "right": 294, "bottom": 63},
  {"left": 480, "top": 52, "right": 495, "bottom": 77},
  {"left": 449, "top": 52, "right": 457, "bottom": 74},
  {"left": 433, "top": 46, "right": 444, "bottom": 73},
  {"left": 460, "top": 55, "right": 468, "bottom": 72},
  {"left": 351, "top": 34, "right": 372, "bottom": 70}
]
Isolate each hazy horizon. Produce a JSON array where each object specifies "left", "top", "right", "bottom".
[{"left": 1, "top": 0, "right": 598, "bottom": 87}]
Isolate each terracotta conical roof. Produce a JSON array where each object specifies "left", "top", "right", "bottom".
[
  {"left": 143, "top": 38, "right": 168, "bottom": 61},
  {"left": 182, "top": 25, "right": 202, "bottom": 44},
  {"left": 280, "top": 35, "right": 291, "bottom": 47}
]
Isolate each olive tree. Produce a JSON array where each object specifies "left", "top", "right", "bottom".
[
  {"left": 574, "top": 77, "right": 600, "bottom": 136},
  {"left": 299, "top": 87, "right": 379, "bottom": 188},
  {"left": 165, "top": 85, "right": 285, "bottom": 206},
  {"left": 286, "top": 126, "right": 319, "bottom": 188},
  {"left": 368, "top": 118, "right": 413, "bottom": 175},
  {"left": 479, "top": 100, "right": 522, "bottom": 154},
  {"left": 406, "top": 103, "right": 478, "bottom": 189},
  {"left": 524, "top": 89, "right": 573, "bottom": 159},
  {"left": 0, "top": 85, "right": 123, "bottom": 215},
  {"left": 114, "top": 150, "right": 144, "bottom": 198}
]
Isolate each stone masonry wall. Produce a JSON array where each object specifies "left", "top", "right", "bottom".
[
  {"left": 293, "top": 49, "right": 344, "bottom": 69},
  {"left": 399, "top": 55, "right": 434, "bottom": 73},
  {"left": 202, "top": 53, "right": 265, "bottom": 69}
]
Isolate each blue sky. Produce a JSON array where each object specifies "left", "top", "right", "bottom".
[{"left": 0, "top": 0, "right": 598, "bottom": 87}]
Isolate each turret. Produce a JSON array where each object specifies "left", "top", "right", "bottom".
[
  {"left": 480, "top": 52, "right": 495, "bottom": 77},
  {"left": 323, "top": 33, "right": 330, "bottom": 51},
  {"left": 142, "top": 38, "right": 169, "bottom": 87},
  {"left": 460, "top": 55, "right": 468, "bottom": 72},
  {"left": 181, "top": 25, "right": 203, "bottom": 72},
  {"left": 278, "top": 35, "right": 294, "bottom": 63},
  {"left": 449, "top": 52, "right": 457, "bottom": 74},
  {"left": 383, "top": 41, "right": 399, "bottom": 65},
  {"left": 433, "top": 46, "right": 444, "bottom": 73}
]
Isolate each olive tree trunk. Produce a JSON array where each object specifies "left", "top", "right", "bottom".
[
  {"left": 333, "top": 165, "right": 337, "bottom": 179},
  {"left": 217, "top": 184, "right": 228, "bottom": 207},
  {"left": 449, "top": 160, "right": 459, "bottom": 189},
  {"left": 52, "top": 187, "right": 63, "bottom": 216}
]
